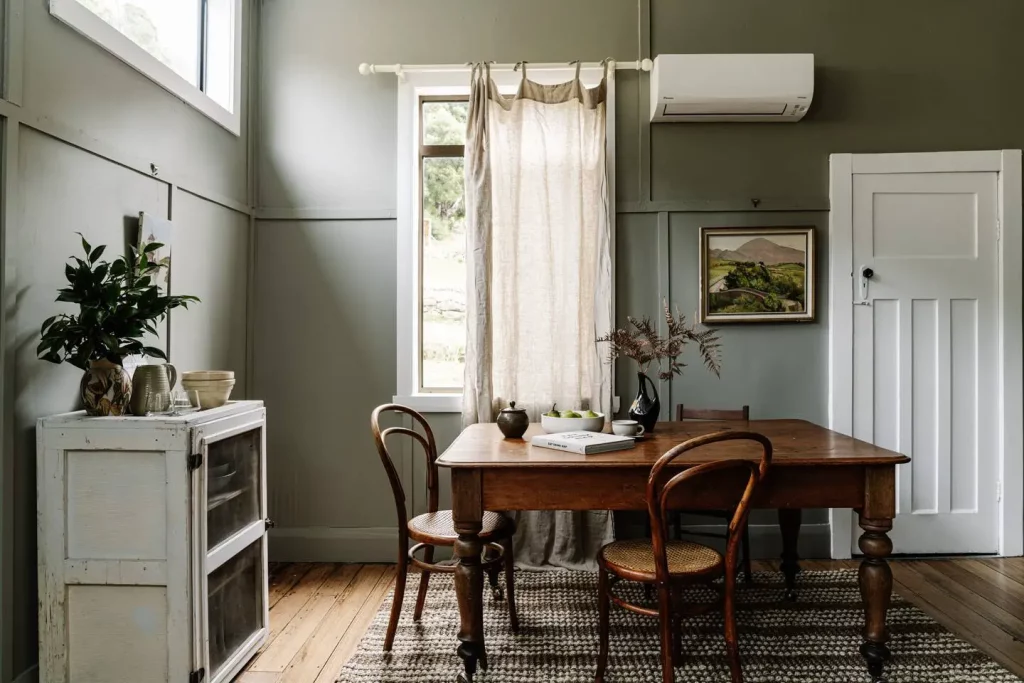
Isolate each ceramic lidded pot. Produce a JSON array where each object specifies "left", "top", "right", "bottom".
[{"left": 496, "top": 401, "right": 529, "bottom": 439}]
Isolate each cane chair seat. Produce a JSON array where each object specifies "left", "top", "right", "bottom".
[
  {"left": 408, "top": 509, "right": 512, "bottom": 544},
  {"left": 600, "top": 538, "right": 723, "bottom": 579}
]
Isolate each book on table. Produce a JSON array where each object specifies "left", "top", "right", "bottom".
[{"left": 530, "top": 431, "right": 636, "bottom": 455}]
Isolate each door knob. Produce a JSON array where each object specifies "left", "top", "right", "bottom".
[{"left": 858, "top": 265, "right": 874, "bottom": 302}]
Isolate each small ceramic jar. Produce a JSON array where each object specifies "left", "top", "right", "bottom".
[{"left": 496, "top": 401, "right": 529, "bottom": 439}]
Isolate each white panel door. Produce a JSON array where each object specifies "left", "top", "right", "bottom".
[{"left": 851, "top": 171, "right": 999, "bottom": 554}]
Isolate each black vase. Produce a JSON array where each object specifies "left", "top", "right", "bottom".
[{"left": 628, "top": 371, "right": 661, "bottom": 433}]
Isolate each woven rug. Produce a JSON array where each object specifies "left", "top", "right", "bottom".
[{"left": 335, "top": 569, "right": 1020, "bottom": 683}]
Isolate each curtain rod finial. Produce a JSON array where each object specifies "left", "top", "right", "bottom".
[
  {"left": 358, "top": 63, "right": 372, "bottom": 76},
  {"left": 640, "top": 58, "right": 654, "bottom": 72}
]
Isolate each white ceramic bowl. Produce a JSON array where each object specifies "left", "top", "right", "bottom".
[
  {"left": 181, "top": 378, "right": 235, "bottom": 409},
  {"left": 540, "top": 413, "right": 605, "bottom": 434},
  {"left": 182, "top": 370, "right": 235, "bottom": 381}
]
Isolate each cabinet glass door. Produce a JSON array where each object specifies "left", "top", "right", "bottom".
[
  {"left": 207, "top": 539, "right": 265, "bottom": 677},
  {"left": 206, "top": 428, "right": 261, "bottom": 551},
  {"left": 194, "top": 414, "right": 269, "bottom": 683}
]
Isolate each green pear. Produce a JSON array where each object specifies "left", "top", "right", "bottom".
[
  {"left": 561, "top": 410, "right": 582, "bottom": 418},
  {"left": 544, "top": 403, "right": 560, "bottom": 418},
  {"left": 582, "top": 410, "right": 599, "bottom": 418}
]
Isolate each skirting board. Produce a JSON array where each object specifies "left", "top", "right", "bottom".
[
  {"left": 268, "top": 523, "right": 832, "bottom": 563},
  {"left": 13, "top": 665, "right": 39, "bottom": 683}
]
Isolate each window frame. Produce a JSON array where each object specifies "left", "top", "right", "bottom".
[
  {"left": 49, "top": 0, "right": 243, "bottom": 135},
  {"left": 395, "top": 67, "right": 616, "bottom": 413}
]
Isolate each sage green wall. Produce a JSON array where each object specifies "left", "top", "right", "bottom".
[
  {"left": 3, "top": 2, "right": 257, "bottom": 679},
  {"left": 254, "top": 0, "right": 1024, "bottom": 564},
  {"left": 255, "top": 0, "right": 639, "bottom": 562},
  {"left": 647, "top": 0, "right": 1024, "bottom": 203}
]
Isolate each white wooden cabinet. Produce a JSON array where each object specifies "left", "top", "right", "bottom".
[{"left": 37, "top": 401, "right": 269, "bottom": 683}]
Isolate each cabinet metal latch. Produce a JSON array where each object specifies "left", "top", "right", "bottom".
[
  {"left": 187, "top": 453, "right": 204, "bottom": 471},
  {"left": 189, "top": 668, "right": 205, "bottom": 683},
  {"left": 265, "top": 518, "right": 277, "bottom": 530}
]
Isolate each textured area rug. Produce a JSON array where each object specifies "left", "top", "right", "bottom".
[{"left": 335, "top": 570, "right": 1020, "bottom": 682}]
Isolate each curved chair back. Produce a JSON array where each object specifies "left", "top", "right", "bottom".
[
  {"left": 371, "top": 404, "right": 440, "bottom": 531},
  {"left": 646, "top": 431, "right": 773, "bottom": 583}
]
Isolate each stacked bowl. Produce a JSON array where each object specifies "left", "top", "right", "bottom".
[{"left": 181, "top": 371, "right": 235, "bottom": 409}]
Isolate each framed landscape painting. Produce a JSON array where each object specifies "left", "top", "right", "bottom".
[{"left": 699, "top": 226, "right": 815, "bottom": 323}]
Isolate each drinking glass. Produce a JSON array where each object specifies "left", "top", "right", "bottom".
[{"left": 170, "top": 388, "right": 199, "bottom": 415}]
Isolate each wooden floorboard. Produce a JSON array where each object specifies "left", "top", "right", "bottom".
[{"left": 239, "top": 558, "right": 1024, "bottom": 682}]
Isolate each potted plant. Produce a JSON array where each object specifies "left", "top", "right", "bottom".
[
  {"left": 597, "top": 300, "right": 721, "bottom": 433},
  {"left": 37, "top": 234, "right": 199, "bottom": 416}
]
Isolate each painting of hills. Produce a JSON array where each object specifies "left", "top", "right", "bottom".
[
  {"left": 708, "top": 237, "right": 806, "bottom": 266},
  {"left": 701, "top": 228, "right": 815, "bottom": 323}
]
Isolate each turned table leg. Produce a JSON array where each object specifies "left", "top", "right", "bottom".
[
  {"left": 778, "top": 508, "right": 802, "bottom": 601},
  {"left": 452, "top": 470, "right": 486, "bottom": 682},
  {"left": 858, "top": 514, "right": 893, "bottom": 683}
]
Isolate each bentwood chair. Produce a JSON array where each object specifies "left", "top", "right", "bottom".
[
  {"left": 673, "top": 405, "right": 754, "bottom": 582},
  {"left": 371, "top": 404, "right": 519, "bottom": 651},
  {"left": 596, "top": 431, "right": 772, "bottom": 683}
]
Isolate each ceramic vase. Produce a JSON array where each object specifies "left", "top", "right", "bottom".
[
  {"left": 628, "top": 371, "right": 660, "bottom": 433},
  {"left": 80, "top": 358, "right": 132, "bottom": 416}
]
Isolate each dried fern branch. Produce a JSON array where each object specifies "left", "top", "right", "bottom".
[{"left": 596, "top": 300, "right": 722, "bottom": 380}]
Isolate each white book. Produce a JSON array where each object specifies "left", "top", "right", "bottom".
[{"left": 530, "top": 430, "right": 636, "bottom": 455}]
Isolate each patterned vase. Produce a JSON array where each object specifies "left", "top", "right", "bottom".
[
  {"left": 80, "top": 359, "right": 132, "bottom": 416},
  {"left": 628, "top": 371, "right": 661, "bottom": 433}
]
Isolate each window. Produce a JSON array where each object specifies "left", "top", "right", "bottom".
[
  {"left": 50, "top": 0, "right": 242, "bottom": 134},
  {"left": 419, "top": 98, "right": 468, "bottom": 393},
  {"left": 395, "top": 67, "right": 614, "bottom": 413}
]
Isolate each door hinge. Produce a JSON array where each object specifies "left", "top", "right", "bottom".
[
  {"left": 187, "top": 453, "right": 204, "bottom": 471},
  {"left": 189, "top": 669, "right": 205, "bottom": 683},
  {"left": 997, "top": 219, "right": 1002, "bottom": 241},
  {"left": 997, "top": 479, "right": 1003, "bottom": 503}
]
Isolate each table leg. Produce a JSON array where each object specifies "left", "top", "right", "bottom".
[
  {"left": 858, "top": 514, "right": 893, "bottom": 683},
  {"left": 452, "top": 471, "right": 486, "bottom": 682},
  {"left": 778, "top": 508, "right": 802, "bottom": 601}
]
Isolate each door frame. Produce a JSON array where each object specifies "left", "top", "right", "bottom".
[{"left": 828, "top": 150, "right": 1023, "bottom": 559}]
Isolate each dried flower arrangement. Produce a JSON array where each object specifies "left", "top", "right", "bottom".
[{"left": 597, "top": 300, "right": 722, "bottom": 380}]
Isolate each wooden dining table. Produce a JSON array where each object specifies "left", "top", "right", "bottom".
[{"left": 437, "top": 419, "right": 910, "bottom": 683}]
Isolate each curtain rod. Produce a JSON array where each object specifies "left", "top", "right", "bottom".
[{"left": 358, "top": 59, "right": 653, "bottom": 79}]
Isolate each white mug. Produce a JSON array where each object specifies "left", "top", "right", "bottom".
[{"left": 612, "top": 420, "right": 645, "bottom": 438}]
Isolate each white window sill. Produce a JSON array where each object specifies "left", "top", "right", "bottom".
[{"left": 392, "top": 394, "right": 462, "bottom": 413}]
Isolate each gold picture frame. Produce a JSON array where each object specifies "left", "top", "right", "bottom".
[{"left": 699, "top": 226, "right": 815, "bottom": 324}]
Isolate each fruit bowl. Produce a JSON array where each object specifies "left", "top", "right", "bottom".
[{"left": 540, "top": 412, "right": 605, "bottom": 434}]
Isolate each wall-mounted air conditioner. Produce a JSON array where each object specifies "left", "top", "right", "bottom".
[{"left": 650, "top": 54, "right": 814, "bottom": 123}]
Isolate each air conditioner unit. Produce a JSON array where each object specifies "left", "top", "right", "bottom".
[{"left": 650, "top": 54, "right": 814, "bottom": 123}]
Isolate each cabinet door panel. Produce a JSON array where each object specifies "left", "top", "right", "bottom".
[
  {"left": 206, "top": 428, "right": 263, "bottom": 551},
  {"left": 207, "top": 539, "right": 266, "bottom": 678}
]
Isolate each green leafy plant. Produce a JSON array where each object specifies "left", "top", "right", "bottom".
[
  {"left": 597, "top": 300, "right": 722, "bottom": 380},
  {"left": 37, "top": 234, "right": 199, "bottom": 369}
]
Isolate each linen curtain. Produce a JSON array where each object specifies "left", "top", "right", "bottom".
[{"left": 462, "top": 63, "right": 614, "bottom": 570}]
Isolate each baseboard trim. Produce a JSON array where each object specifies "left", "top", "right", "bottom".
[
  {"left": 13, "top": 664, "right": 39, "bottom": 683},
  {"left": 269, "top": 523, "right": 832, "bottom": 563}
]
